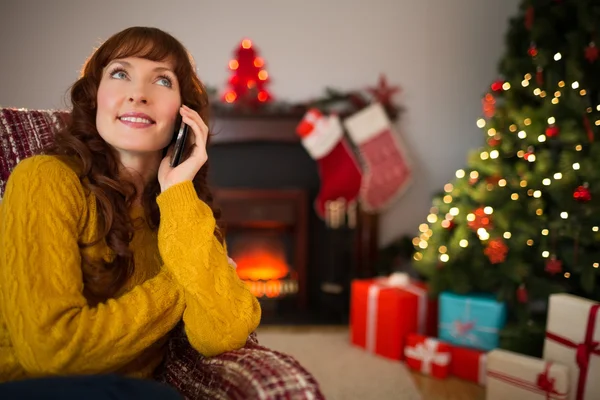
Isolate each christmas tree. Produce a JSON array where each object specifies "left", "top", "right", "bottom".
[
  {"left": 413, "top": 0, "right": 600, "bottom": 356},
  {"left": 222, "top": 38, "right": 272, "bottom": 107}
]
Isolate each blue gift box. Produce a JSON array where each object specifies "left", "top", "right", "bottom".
[{"left": 438, "top": 291, "right": 507, "bottom": 351}]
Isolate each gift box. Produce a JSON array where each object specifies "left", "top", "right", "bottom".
[
  {"left": 439, "top": 292, "right": 506, "bottom": 351},
  {"left": 486, "top": 348, "right": 569, "bottom": 399},
  {"left": 404, "top": 333, "right": 451, "bottom": 379},
  {"left": 350, "top": 273, "right": 437, "bottom": 360},
  {"left": 450, "top": 345, "right": 487, "bottom": 385},
  {"left": 543, "top": 293, "right": 600, "bottom": 400}
]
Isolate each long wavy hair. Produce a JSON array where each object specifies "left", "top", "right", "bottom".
[{"left": 44, "top": 27, "right": 223, "bottom": 303}]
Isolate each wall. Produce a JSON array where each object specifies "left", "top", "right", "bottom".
[{"left": 0, "top": 0, "right": 521, "bottom": 247}]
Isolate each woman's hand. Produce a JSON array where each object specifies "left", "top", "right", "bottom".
[{"left": 158, "top": 105, "right": 209, "bottom": 192}]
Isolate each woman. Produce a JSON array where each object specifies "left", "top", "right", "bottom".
[{"left": 0, "top": 26, "right": 261, "bottom": 390}]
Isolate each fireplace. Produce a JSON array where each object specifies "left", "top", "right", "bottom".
[
  {"left": 208, "top": 114, "right": 378, "bottom": 324},
  {"left": 213, "top": 187, "right": 308, "bottom": 316}
]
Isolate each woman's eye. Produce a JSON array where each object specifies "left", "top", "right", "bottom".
[
  {"left": 157, "top": 76, "right": 173, "bottom": 88},
  {"left": 110, "top": 70, "right": 128, "bottom": 80}
]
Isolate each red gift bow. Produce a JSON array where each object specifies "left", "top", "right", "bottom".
[
  {"left": 537, "top": 363, "right": 559, "bottom": 399},
  {"left": 404, "top": 338, "right": 450, "bottom": 375},
  {"left": 487, "top": 362, "right": 567, "bottom": 400},
  {"left": 455, "top": 320, "right": 475, "bottom": 336},
  {"left": 546, "top": 304, "right": 600, "bottom": 400}
]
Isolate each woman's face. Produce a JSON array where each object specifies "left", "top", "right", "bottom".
[{"left": 96, "top": 56, "right": 181, "bottom": 157}]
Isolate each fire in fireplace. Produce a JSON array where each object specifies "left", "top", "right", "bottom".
[{"left": 231, "top": 232, "right": 299, "bottom": 299}]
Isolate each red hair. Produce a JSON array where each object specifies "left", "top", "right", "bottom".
[{"left": 44, "top": 27, "right": 222, "bottom": 302}]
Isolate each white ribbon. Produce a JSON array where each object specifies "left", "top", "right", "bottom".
[
  {"left": 365, "top": 273, "right": 428, "bottom": 353},
  {"left": 404, "top": 338, "right": 451, "bottom": 375}
]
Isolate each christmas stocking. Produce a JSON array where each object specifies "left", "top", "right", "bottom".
[
  {"left": 343, "top": 103, "right": 412, "bottom": 212},
  {"left": 296, "top": 109, "right": 363, "bottom": 219}
]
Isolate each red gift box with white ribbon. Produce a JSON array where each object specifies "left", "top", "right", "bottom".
[
  {"left": 486, "top": 348, "right": 569, "bottom": 399},
  {"left": 404, "top": 334, "right": 451, "bottom": 379},
  {"left": 449, "top": 345, "right": 487, "bottom": 385},
  {"left": 350, "top": 273, "right": 437, "bottom": 360},
  {"left": 543, "top": 294, "right": 599, "bottom": 400}
]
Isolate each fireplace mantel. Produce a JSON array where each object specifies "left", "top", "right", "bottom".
[{"left": 210, "top": 115, "right": 301, "bottom": 145}]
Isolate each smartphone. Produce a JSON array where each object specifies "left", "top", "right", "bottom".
[{"left": 170, "top": 117, "right": 189, "bottom": 167}]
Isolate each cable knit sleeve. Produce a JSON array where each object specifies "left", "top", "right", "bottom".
[
  {"left": 156, "top": 181, "right": 261, "bottom": 357},
  {"left": 0, "top": 156, "right": 186, "bottom": 376}
]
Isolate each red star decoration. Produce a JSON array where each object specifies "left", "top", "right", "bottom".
[
  {"left": 585, "top": 42, "right": 599, "bottom": 63},
  {"left": 367, "top": 74, "right": 401, "bottom": 106}
]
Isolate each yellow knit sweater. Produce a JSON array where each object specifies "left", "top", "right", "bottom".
[{"left": 0, "top": 155, "right": 261, "bottom": 382}]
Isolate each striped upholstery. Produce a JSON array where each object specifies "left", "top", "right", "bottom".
[
  {"left": 0, "top": 106, "right": 324, "bottom": 399},
  {"left": 0, "top": 107, "right": 69, "bottom": 199}
]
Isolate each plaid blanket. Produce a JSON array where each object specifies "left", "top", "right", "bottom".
[
  {"left": 155, "top": 324, "right": 324, "bottom": 399},
  {"left": 0, "top": 107, "right": 68, "bottom": 198},
  {"left": 0, "top": 107, "right": 325, "bottom": 399}
]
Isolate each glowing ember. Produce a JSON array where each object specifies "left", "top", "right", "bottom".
[{"left": 235, "top": 248, "right": 289, "bottom": 281}]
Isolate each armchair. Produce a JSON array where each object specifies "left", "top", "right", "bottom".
[{"left": 0, "top": 106, "right": 324, "bottom": 400}]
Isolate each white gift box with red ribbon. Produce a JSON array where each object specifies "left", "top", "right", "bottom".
[
  {"left": 543, "top": 294, "right": 599, "bottom": 400},
  {"left": 486, "top": 348, "right": 569, "bottom": 400}
]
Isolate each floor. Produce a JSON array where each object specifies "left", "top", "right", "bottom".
[
  {"left": 410, "top": 372, "right": 485, "bottom": 400},
  {"left": 258, "top": 325, "right": 486, "bottom": 400}
]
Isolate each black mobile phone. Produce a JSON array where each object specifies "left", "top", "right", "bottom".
[{"left": 170, "top": 117, "right": 189, "bottom": 167}]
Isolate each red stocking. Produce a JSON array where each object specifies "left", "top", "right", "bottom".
[{"left": 296, "top": 109, "right": 363, "bottom": 220}]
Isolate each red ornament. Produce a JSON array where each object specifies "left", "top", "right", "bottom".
[
  {"left": 442, "top": 219, "right": 456, "bottom": 231},
  {"left": 525, "top": 6, "right": 535, "bottom": 30},
  {"left": 482, "top": 93, "right": 496, "bottom": 118},
  {"left": 573, "top": 185, "right": 592, "bottom": 202},
  {"left": 468, "top": 207, "right": 492, "bottom": 231},
  {"left": 528, "top": 43, "right": 538, "bottom": 57},
  {"left": 536, "top": 66, "right": 544, "bottom": 85},
  {"left": 488, "top": 136, "right": 501, "bottom": 147},
  {"left": 367, "top": 74, "right": 401, "bottom": 106},
  {"left": 491, "top": 80, "right": 504, "bottom": 92},
  {"left": 485, "top": 175, "right": 502, "bottom": 185},
  {"left": 585, "top": 42, "right": 599, "bottom": 63},
  {"left": 545, "top": 257, "right": 563, "bottom": 275},
  {"left": 524, "top": 151, "right": 535, "bottom": 161},
  {"left": 222, "top": 38, "right": 272, "bottom": 107},
  {"left": 484, "top": 238, "right": 509, "bottom": 264},
  {"left": 546, "top": 125, "right": 560, "bottom": 138},
  {"left": 517, "top": 284, "right": 528, "bottom": 303}
]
